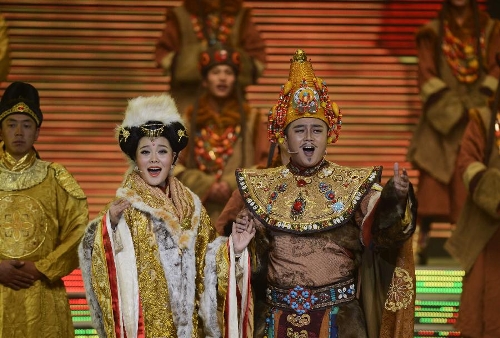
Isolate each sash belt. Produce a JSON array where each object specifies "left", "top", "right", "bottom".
[{"left": 266, "top": 277, "right": 356, "bottom": 315}]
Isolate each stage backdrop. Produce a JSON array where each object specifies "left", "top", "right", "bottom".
[{"left": 0, "top": 0, "right": 485, "bottom": 218}]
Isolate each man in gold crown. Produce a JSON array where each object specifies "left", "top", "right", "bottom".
[{"left": 232, "top": 50, "right": 417, "bottom": 337}]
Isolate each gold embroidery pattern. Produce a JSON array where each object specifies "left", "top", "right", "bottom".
[
  {"left": 287, "top": 313, "right": 311, "bottom": 327},
  {"left": 286, "top": 328, "right": 308, "bottom": 338},
  {"left": 90, "top": 221, "right": 116, "bottom": 338},
  {"left": 121, "top": 172, "right": 199, "bottom": 250},
  {"left": 0, "top": 194, "right": 47, "bottom": 258},
  {"left": 127, "top": 209, "right": 176, "bottom": 336},
  {"left": 236, "top": 162, "right": 381, "bottom": 233},
  {"left": 0, "top": 160, "right": 49, "bottom": 191},
  {"left": 384, "top": 267, "right": 414, "bottom": 312},
  {"left": 216, "top": 239, "right": 230, "bottom": 314},
  {"left": 52, "top": 163, "right": 86, "bottom": 199},
  {"left": 0, "top": 102, "right": 40, "bottom": 125}
]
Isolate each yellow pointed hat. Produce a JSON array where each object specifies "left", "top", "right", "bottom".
[{"left": 268, "top": 49, "right": 342, "bottom": 144}]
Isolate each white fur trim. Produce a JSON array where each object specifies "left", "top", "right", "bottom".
[
  {"left": 78, "top": 219, "right": 107, "bottom": 338},
  {"left": 117, "top": 94, "right": 185, "bottom": 132},
  {"left": 227, "top": 236, "right": 250, "bottom": 338},
  {"left": 111, "top": 212, "right": 139, "bottom": 338},
  {"left": 200, "top": 236, "right": 227, "bottom": 338}
]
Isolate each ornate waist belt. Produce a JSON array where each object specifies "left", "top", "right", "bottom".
[{"left": 266, "top": 277, "right": 356, "bottom": 315}]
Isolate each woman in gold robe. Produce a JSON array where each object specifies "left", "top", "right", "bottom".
[{"left": 79, "top": 94, "right": 252, "bottom": 338}]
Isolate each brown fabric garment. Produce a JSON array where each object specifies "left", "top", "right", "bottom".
[
  {"left": 266, "top": 226, "right": 359, "bottom": 288},
  {"left": 457, "top": 228, "right": 500, "bottom": 338},
  {"left": 214, "top": 189, "right": 245, "bottom": 235},
  {"left": 244, "top": 172, "right": 416, "bottom": 338},
  {"left": 416, "top": 166, "right": 466, "bottom": 222},
  {"left": 446, "top": 109, "right": 500, "bottom": 337}
]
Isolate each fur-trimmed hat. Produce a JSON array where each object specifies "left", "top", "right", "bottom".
[
  {"left": 199, "top": 45, "right": 241, "bottom": 78},
  {"left": 0, "top": 82, "right": 43, "bottom": 127},
  {"left": 116, "top": 94, "right": 189, "bottom": 162},
  {"left": 268, "top": 49, "right": 342, "bottom": 144}
]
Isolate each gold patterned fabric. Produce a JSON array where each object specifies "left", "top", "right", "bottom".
[
  {"left": 79, "top": 170, "right": 229, "bottom": 338},
  {"left": 0, "top": 151, "right": 88, "bottom": 338},
  {"left": 236, "top": 160, "right": 381, "bottom": 233}
]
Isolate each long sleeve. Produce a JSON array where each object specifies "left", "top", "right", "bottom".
[
  {"left": 458, "top": 111, "right": 500, "bottom": 219},
  {"left": 35, "top": 164, "right": 88, "bottom": 282}
]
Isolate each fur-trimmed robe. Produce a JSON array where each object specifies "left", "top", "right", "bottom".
[{"left": 79, "top": 170, "right": 245, "bottom": 338}]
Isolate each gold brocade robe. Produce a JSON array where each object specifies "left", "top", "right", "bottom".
[
  {"left": 79, "top": 171, "right": 232, "bottom": 338},
  {"left": 0, "top": 150, "right": 88, "bottom": 338}
]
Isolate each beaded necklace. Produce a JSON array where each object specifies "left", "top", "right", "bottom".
[
  {"left": 442, "top": 20, "right": 485, "bottom": 84},
  {"left": 190, "top": 13, "right": 235, "bottom": 46},
  {"left": 194, "top": 124, "right": 241, "bottom": 179}
]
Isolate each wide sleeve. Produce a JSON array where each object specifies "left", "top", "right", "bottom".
[
  {"left": 35, "top": 164, "right": 88, "bottom": 282},
  {"left": 359, "top": 183, "right": 417, "bottom": 338},
  {"left": 200, "top": 220, "right": 254, "bottom": 338},
  {"left": 360, "top": 182, "right": 417, "bottom": 249}
]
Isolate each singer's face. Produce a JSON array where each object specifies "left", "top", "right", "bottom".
[
  {"left": 284, "top": 118, "right": 328, "bottom": 168},
  {"left": 135, "top": 136, "right": 175, "bottom": 188}
]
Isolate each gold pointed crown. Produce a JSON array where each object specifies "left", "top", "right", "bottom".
[{"left": 268, "top": 49, "right": 342, "bottom": 144}]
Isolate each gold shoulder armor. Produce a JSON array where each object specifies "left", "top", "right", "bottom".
[{"left": 50, "top": 163, "right": 86, "bottom": 200}]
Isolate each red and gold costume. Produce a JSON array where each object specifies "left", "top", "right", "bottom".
[{"left": 175, "top": 46, "right": 267, "bottom": 230}]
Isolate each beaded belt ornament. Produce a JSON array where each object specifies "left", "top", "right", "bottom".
[{"left": 266, "top": 278, "right": 356, "bottom": 315}]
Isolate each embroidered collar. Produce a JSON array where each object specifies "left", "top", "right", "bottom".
[
  {"left": 236, "top": 162, "right": 382, "bottom": 234},
  {"left": 0, "top": 149, "right": 37, "bottom": 172}
]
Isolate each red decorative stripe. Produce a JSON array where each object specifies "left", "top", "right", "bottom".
[{"left": 102, "top": 214, "right": 122, "bottom": 337}]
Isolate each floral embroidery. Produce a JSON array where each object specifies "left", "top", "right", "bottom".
[
  {"left": 337, "top": 284, "right": 355, "bottom": 300},
  {"left": 385, "top": 267, "right": 414, "bottom": 312},
  {"left": 283, "top": 286, "right": 318, "bottom": 315}
]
